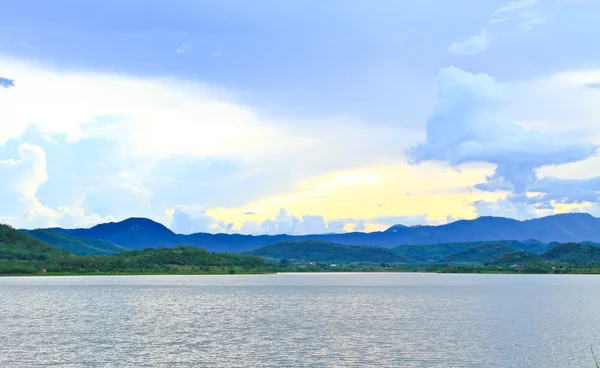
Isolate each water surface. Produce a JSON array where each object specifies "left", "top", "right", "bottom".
[{"left": 1, "top": 273, "right": 599, "bottom": 367}]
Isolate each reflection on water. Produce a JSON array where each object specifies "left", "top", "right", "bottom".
[{"left": 1, "top": 273, "right": 599, "bottom": 367}]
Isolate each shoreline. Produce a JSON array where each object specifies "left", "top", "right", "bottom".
[{"left": 3, "top": 268, "right": 600, "bottom": 277}]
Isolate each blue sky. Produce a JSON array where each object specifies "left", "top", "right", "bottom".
[{"left": 1, "top": 0, "right": 600, "bottom": 234}]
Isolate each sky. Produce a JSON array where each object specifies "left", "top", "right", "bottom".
[{"left": 1, "top": 0, "right": 600, "bottom": 234}]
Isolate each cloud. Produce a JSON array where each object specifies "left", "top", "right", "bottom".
[
  {"left": 472, "top": 197, "right": 536, "bottom": 220},
  {"left": 517, "top": 11, "right": 551, "bottom": 32},
  {"left": 19, "top": 41, "right": 37, "bottom": 50},
  {"left": 495, "top": 0, "right": 539, "bottom": 14},
  {"left": 175, "top": 208, "right": 352, "bottom": 235},
  {"left": 0, "top": 144, "right": 48, "bottom": 209},
  {"left": 239, "top": 209, "right": 340, "bottom": 235},
  {"left": 0, "top": 56, "right": 418, "bottom": 230},
  {"left": 494, "top": 0, "right": 550, "bottom": 32},
  {"left": 0, "top": 77, "right": 14, "bottom": 88},
  {"left": 364, "top": 215, "right": 430, "bottom": 227},
  {"left": 529, "top": 176, "right": 600, "bottom": 204},
  {"left": 489, "top": 17, "right": 510, "bottom": 24},
  {"left": 585, "top": 82, "right": 600, "bottom": 89},
  {"left": 168, "top": 206, "right": 436, "bottom": 235},
  {"left": 448, "top": 29, "right": 492, "bottom": 56},
  {"left": 83, "top": 181, "right": 153, "bottom": 219},
  {"left": 171, "top": 206, "right": 232, "bottom": 234},
  {"left": 352, "top": 220, "right": 366, "bottom": 232},
  {"left": 0, "top": 143, "right": 115, "bottom": 228},
  {"left": 408, "top": 66, "right": 598, "bottom": 194},
  {"left": 408, "top": 66, "right": 599, "bottom": 218},
  {"left": 176, "top": 43, "right": 192, "bottom": 54},
  {"left": 449, "top": 0, "right": 551, "bottom": 55}
]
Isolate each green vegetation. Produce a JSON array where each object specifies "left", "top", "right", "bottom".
[
  {"left": 422, "top": 264, "right": 600, "bottom": 274},
  {"left": 245, "top": 239, "right": 600, "bottom": 274},
  {"left": 440, "top": 243, "right": 515, "bottom": 264},
  {"left": 392, "top": 240, "right": 551, "bottom": 262},
  {"left": 244, "top": 240, "right": 410, "bottom": 263},
  {"left": 1, "top": 224, "right": 272, "bottom": 275},
  {"left": 0, "top": 225, "right": 67, "bottom": 260},
  {"left": 23, "top": 229, "right": 127, "bottom": 256},
  {"left": 542, "top": 243, "right": 600, "bottom": 264},
  {"left": 486, "top": 251, "right": 547, "bottom": 267},
  {"left": 392, "top": 242, "right": 477, "bottom": 262},
  {"left": 5, "top": 222, "right": 600, "bottom": 276},
  {"left": 37, "top": 246, "right": 271, "bottom": 275}
]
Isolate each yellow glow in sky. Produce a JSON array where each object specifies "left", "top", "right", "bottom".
[{"left": 204, "top": 160, "right": 506, "bottom": 231}]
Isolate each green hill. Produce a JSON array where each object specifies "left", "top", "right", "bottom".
[
  {"left": 542, "top": 243, "right": 600, "bottom": 264},
  {"left": 0, "top": 224, "right": 67, "bottom": 260},
  {"left": 0, "top": 224, "right": 69, "bottom": 274},
  {"left": 23, "top": 229, "right": 127, "bottom": 256},
  {"left": 392, "top": 242, "right": 477, "bottom": 262},
  {"left": 486, "top": 251, "right": 546, "bottom": 266},
  {"left": 1, "top": 224, "right": 271, "bottom": 275},
  {"left": 245, "top": 240, "right": 410, "bottom": 263},
  {"left": 440, "top": 243, "right": 516, "bottom": 265},
  {"left": 392, "top": 240, "right": 548, "bottom": 263}
]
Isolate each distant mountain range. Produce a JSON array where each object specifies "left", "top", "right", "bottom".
[
  {"left": 19, "top": 213, "right": 600, "bottom": 253},
  {"left": 245, "top": 240, "right": 410, "bottom": 263},
  {"left": 245, "top": 240, "right": 600, "bottom": 266},
  {"left": 20, "top": 229, "right": 127, "bottom": 256},
  {"left": 5, "top": 222, "right": 600, "bottom": 275}
]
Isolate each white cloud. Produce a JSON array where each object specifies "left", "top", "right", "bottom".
[
  {"left": 448, "top": 29, "right": 492, "bottom": 56},
  {"left": 489, "top": 17, "right": 510, "bottom": 24},
  {"left": 449, "top": 0, "right": 551, "bottom": 55},
  {"left": 19, "top": 41, "right": 37, "bottom": 50},
  {"left": 171, "top": 206, "right": 232, "bottom": 234},
  {"left": 495, "top": 0, "right": 539, "bottom": 14},
  {"left": 2, "top": 54, "right": 598, "bottom": 230},
  {"left": 494, "top": 0, "right": 550, "bottom": 32},
  {"left": 472, "top": 197, "right": 536, "bottom": 220},
  {"left": 365, "top": 215, "right": 430, "bottom": 227},
  {"left": 408, "top": 66, "right": 599, "bottom": 216},
  {"left": 176, "top": 43, "right": 192, "bottom": 54},
  {"left": 0, "top": 56, "right": 283, "bottom": 156},
  {"left": 0, "top": 56, "right": 416, "bottom": 229},
  {"left": 238, "top": 209, "right": 337, "bottom": 235},
  {"left": 173, "top": 207, "right": 354, "bottom": 235},
  {"left": 0, "top": 143, "right": 113, "bottom": 228},
  {"left": 517, "top": 11, "right": 551, "bottom": 32},
  {"left": 0, "top": 144, "right": 47, "bottom": 206},
  {"left": 169, "top": 206, "right": 436, "bottom": 235},
  {"left": 0, "top": 56, "right": 410, "bottom": 163},
  {"left": 502, "top": 69, "right": 600, "bottom": 135},
  {"left": 352, "top": 219, "right": 366, "bottom": 232}
]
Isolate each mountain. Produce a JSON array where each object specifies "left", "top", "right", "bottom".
[
  {"left": 1, "top": 224, "right": 66, "bottom": 260},
  {"left": 1, "top": 223, "right": 270, "bottom": 275},
  {"left": 486, "top": 251, "right": 546, "bottom": 266},
  {"left": 490, "top": 243, "right": 600, "bottom": 266},
  {"left": 22, "top": 229, "right": 127, "bottom": 256},
  {"left": 542, "top": 243, "right": 600, "bottom": 264},
  {"left": 385, "top": 213, "right": 600, "bottom": 245},
  {"left": 0, "top": 224, "right": 68, "bottom": 274},
  {"left": 391, "top": 240, "right": 550, "bottom": 263},
  {"left": 244, "top": 241, "right": 410, "bottom": 263},
  {"left": 439, "top": 243, "right": 516, "bottom": 265},
  {"left": 55, "top": 217, "right": 180, "bottom": 248},
  {"left": 392, "top": 242, "right": 480, "bottom": 262},
  {"left": 36, "top": 213, "right": 600, "bottom": 252}
]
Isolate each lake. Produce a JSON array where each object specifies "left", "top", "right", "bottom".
[{"left": 1, "top": 273, "right": 599, "bottom": 367}]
